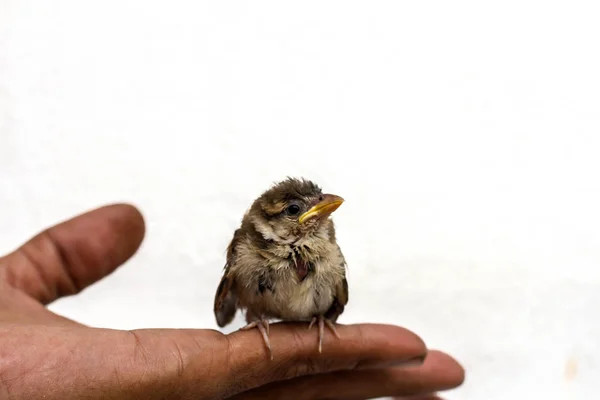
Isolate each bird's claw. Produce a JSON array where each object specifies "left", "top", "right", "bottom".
[
  {"left": 240, "top": 318, "right": 272, "bottom": 360},
  {"left": 308, "top": 315, "right": 340, "bottom": 353}
]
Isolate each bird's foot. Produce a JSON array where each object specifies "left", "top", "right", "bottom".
[
  {"left": 240, "top": 318, "right": 273, "bottom": 360},
  {"left": 308, "top": 315, "right": 340, "bottom": 353}
]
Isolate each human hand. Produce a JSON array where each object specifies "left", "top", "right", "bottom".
[{"left": 0, "top": 204, "right": 464, "bottom": 399}]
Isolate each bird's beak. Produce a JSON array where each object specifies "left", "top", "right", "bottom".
[{"left": 299, "top": 194, "right": 344, "bottom": 224}]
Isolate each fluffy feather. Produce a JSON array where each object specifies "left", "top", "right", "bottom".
[{"left": 213, "top": 177, "right": 348, "bottom": 356}]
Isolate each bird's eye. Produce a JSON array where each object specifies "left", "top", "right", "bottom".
[{"left": 287, "top": 204, "right": 301, "bottom": 215}]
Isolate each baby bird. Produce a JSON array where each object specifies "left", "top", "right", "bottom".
[{"left": 213, "top": 177, "right": 348, "bottom": 359}]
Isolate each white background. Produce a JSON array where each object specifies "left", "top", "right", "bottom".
[{"left": 2, "top": 1, "right": 599, "bottom": 399}]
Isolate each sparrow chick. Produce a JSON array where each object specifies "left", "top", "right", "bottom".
[{"left": 213, "top": 177, "right": 348, "bottom": 359}]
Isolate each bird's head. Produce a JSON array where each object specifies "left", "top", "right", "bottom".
[{"left": 247, "top": 177, "right": 344, "bottom": 244}]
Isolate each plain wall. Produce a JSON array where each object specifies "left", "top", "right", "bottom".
[{"left": 2, "top": 1, "right": 599, "bottom": 399}]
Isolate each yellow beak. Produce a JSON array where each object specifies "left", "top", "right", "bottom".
[{"left": 298, "top": 194, "right": 344, "bottom": 224}]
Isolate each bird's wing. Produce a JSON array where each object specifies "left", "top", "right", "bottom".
[
  {"left": 325, "top": 276, "right": 348, "bottom": 323},
  {"left": 213, "top": 228, "right": 243, "bottom": 327},
  {"left": 336, "top": 241, "right": 349, "bottom": 306},
  {"left": 325, "top": 244, "right": 349, "bottom": 322},
  {"left": 337, "top": 274, "right": 349, "bottom": 307}
]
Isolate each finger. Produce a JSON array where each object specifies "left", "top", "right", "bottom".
[
  {"left": 0, "top": 203, "right": 145, "bottom": 304},
  {"left": 227, "top": 350, "right": 463, "bottom": 400},
  {"left": 0, "top": 323, "right": 428, "bottom": 400},
  {"left": 212, "top": 322, "right": 428, "bottom": 398},
  {"left": 112, "top": 323, "right": 427, "bottom": 399},
  {"left": 114, "top": 323, "right": 427, "bottom": 399},
  {"left": 69, "top": 323, "right": 427, "bottom": 399}
]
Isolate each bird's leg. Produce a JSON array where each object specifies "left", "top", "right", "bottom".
[
  {"left": 240, "top": 317, "right": 272, "bottom": 360},
  {"left": 308, "top": 315, "right": 341, "bottom": 353}
]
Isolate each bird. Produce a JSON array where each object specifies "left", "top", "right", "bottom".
[{"left": 213, "top": 177, "right": 348, "bottom": 359}]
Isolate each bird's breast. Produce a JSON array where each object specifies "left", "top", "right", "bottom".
[
  {"left": 235, "top": 234, "right": 345, "bottom": 321},
  {"left": 260, "top": 259, "right": 338, "bottom": 320}
]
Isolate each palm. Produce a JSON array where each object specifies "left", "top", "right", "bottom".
[{"left": 0, "top": 204, "right": 464, "bottom": 399}]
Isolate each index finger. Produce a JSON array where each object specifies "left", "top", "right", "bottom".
[
  {"left": 1, "top": 322, "right": 426, "bottom": 399},
  {"left": 220, "top": 322, "right": 427, "bottom": 397}
]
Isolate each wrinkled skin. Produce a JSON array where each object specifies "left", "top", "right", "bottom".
[{"left": 0, "top": 204, "right": 465, "bottom": 399}]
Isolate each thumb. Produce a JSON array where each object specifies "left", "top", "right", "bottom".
[{"left": 1, "top": 203, "right": 145, "bottom": 304}]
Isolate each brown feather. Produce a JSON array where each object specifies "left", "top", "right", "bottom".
[
  {"left": 213, "top": 227, "right": 244, "bottom": 327},
  {"left": 213, "top": 177, "right": 348, "bottom": 328},
  {"left": 213, "top": 273, "right": 237, "bottom": 327}
]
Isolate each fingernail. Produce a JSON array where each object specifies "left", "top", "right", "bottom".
[
  {"left": 356, "top": 352, "right": 427, "bottom": 370},
  {"left": 393, "top": 353, "right": 427, "bottom": 367}
]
